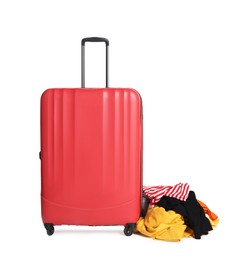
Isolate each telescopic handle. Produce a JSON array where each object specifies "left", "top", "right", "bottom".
[
  {"left": 81, "top": 37, "right": 109, "bottom": 46},
  {"left": 81, "top": 37, "right": 109, "bottom": 88}
]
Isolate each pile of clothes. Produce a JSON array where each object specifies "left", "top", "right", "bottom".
[{"left": 135, "top": 183, "right": 219, "bottom": 242}]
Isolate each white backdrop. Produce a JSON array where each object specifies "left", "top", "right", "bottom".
[{"left": 0, "top": 0, "right": 249, "bottom": 259}]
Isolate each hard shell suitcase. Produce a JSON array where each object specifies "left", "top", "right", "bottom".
[{"left": 40, "top": 37, "right": 143, "bottom": 236}]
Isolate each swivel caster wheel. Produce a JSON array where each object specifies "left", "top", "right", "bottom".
[
  {"left": 124, "top": 223, "right": 136, "bottom": 236},
  {"left": 44, "top": 223, "right": 54, "bottom": 236}
]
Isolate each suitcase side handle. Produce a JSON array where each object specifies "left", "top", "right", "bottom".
[{"left": 81, "top": 37, "right": 109, "bottom": 88}]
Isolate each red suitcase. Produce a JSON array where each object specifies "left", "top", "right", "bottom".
[{"left": 40, "top": 37, "right": 143, "bottom": 236}]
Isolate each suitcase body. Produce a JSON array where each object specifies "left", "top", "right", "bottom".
[{"left": 40, "top": 38, "right": 143, "bottom": 235}]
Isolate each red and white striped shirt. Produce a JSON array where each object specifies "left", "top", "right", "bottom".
[{"left": 143, "top": 183, "right": 190, "bottom": 205}]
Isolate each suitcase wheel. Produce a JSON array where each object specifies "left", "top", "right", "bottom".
[
  {"left": 44, "top": 223, "right": 54, "bottom": 236},
  {"left": 141, "top": 192, "right": 150, "bottom": 217},
  {"left": 124, "top": 223, "right": 136, "bottom": 236}
]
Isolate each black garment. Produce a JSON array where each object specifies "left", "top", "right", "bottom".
[{"left": 156, "top": 191, "right": 212, "bottom": 239}]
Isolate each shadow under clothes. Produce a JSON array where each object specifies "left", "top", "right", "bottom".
[{"left": 156, "top": 191, "right": 213, "bottom": 239}]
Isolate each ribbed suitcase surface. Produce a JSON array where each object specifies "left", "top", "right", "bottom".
[{"left": 41, "top": 88, "right": 142, "bottom": 226}]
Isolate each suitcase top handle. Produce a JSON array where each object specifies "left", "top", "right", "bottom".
[{"left": 81, "top": 37, "right": 109, "bottom": 88}]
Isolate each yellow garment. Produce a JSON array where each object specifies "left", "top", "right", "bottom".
[{"left": 135, "top": 206, "right": 192, "bottom": 242}]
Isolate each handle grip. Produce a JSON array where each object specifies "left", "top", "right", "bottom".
[
  {"left": 81, "top": 37, "right": 109, "bottom": 88},
  {"left": 81, "top": 37, "right": 109, "bottom": 46}
]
